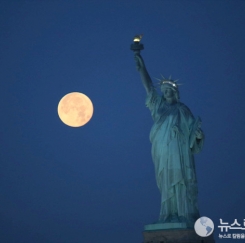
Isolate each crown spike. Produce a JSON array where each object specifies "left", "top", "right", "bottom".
[
  {"left": 154, "top": 77, "right": 162, "bottom": 82},
  {"left": 161, "top": 74, "right": 166, "bottom": 80}
]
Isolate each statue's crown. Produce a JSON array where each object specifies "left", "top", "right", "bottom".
[
  {"left": 156, "top": 75, "right": 179, "bottom": 89},
  {"left": 161, "top": 80, "right": 178, "bottom": 88}
]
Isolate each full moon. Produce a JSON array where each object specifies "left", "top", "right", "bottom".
[{"left": 58, "top": 92, "right": 93, "bottom": 127}]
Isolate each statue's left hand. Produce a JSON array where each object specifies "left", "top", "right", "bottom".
[
  {"left": 172, "top": 125, "right": 183, "bottom": 137},
  {"left": 195, "top": 128, "right": 203, "bottom": 139},
  {"left": 172, "top": 125, "right": 180, "bottom": 133}
]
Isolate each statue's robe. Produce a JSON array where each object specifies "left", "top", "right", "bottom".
[{"left": 146, "top": 88, "right": 204, "bottom": 222}]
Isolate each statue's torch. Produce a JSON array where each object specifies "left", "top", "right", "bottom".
[{"left": 130, "top": 34, "right": 144, "bottom": 54}]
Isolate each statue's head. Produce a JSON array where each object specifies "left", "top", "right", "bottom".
[{"left": 159, "top": 79, "right": 180, "bottom": 101}]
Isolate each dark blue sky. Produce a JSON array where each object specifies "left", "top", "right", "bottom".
[{"left": 1, "top": 1, "right": 245, "bottom": 242}]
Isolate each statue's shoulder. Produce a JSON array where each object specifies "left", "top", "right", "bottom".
[
  {"left": 178, "top": 102, "right": 189, "bottom": 108},
  {"left": 178, "top": 102, "right": 192, "bottom": 114},
  {"left": 177, "top": 102, "right": 187, "bottom": 108}
]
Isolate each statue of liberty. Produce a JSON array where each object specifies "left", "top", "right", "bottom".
[{"left": 134, "top": 53, "right": 204, "bottom": 225}]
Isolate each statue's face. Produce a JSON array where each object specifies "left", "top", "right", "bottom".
[{"left": 161, "top": 86, "right": 175, "bottom": 99}]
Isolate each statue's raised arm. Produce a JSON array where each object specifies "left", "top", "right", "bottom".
[{"left": 134, "top": 54, "right": 153, "bottom": 94}]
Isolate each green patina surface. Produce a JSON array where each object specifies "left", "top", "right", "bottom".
[{"left": 133, "top": 48, "right": 204, "bottom": 228}]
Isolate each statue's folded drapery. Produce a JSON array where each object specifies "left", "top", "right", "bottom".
[{"left": 146, "top": 88, "right": 204, "bottom": 223}]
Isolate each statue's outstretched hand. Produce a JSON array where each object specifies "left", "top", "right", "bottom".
[{"left": 134, "top": 54, "right": 145, "bottom": 71}]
